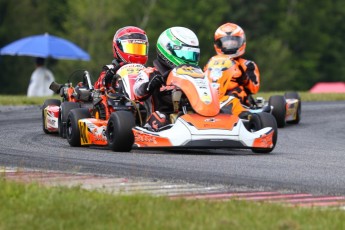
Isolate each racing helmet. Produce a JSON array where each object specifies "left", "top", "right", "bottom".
[
  {"left": 214, "top": 23, "right": 246, "bottom": 58},
  {"left": 112, "top": 26, "right": 149, "bottom": 64},
  {"left": 156, "top": 27, "right": 200, "bottom": 68}
]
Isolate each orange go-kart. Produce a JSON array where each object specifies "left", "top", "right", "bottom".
[
  {"left": 66, "top": 63, "right": 146, "bottom": 147},
  {"left": 41, "top": 70, "right": 93, "bottom": 137},
  {"left": 66, "top": 63, "right": 278, "bottom": 154},
  {"left": 205, "top": 54, "right": 301, "bottom": 128}
]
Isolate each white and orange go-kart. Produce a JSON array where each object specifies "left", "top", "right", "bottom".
[
  {"left": 250, "top": 93, "right": 301, "bottom": 128},
  {"left": 66, "top": 64, "right": 278, "bottom": 153},
  {"left": 41, "top": 70, "right": 94, "bottom": 137}
]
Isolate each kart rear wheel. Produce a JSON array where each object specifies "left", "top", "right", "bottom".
[
  {"left": 107, "top": 111, "right": 135, "bottom": 152},
  {"left": 249, "top": 112, "right": 278, "bottom": 154},
  {"left": 284, "top": 92, "right": 301, "bottom": 124},
  {"left": 269, "top": 95, "right": 286, "bottom": 128},
  {"left": 42, "top": 99, "right": 61, "bottom": 134},
  {"left": 66, "top": 108, "right": 91, "bottom": 147},
  {"left": 59, "top": 102, "right": 81, "bottom": 138}
]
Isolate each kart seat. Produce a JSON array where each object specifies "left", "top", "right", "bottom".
[{"left": 75, "top": 86, "right": 92, "bottom": 102}]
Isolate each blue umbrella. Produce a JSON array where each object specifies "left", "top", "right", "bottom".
[{"left": 0, "top": 33, "right": 90, "bottom": 61}]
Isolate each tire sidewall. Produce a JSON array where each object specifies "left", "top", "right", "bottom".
[
  {"left": 66, "top": 108, "right": 91, "bottom": 147},
  {"left": 107, "top": 111, "right": 135, "bottom": 152}
]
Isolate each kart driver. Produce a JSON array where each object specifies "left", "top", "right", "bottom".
[
  {"left": 204, "top": 22, "right": 260, "bottom": 116},
  {"left": 133, "top": 26, "right": 200, "bottom": 131},
  {"left": 94, "top": 26, "right": 149, "bottom": 90}
]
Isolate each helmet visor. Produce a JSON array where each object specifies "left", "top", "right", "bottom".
[
  {"left": 171, "top": 45, "right": 200, "bottom": 63},
  {"left": 119, "top": 40, "right": 148, "bottom": 56},
  {"left": 216, "top": 36, "right": 244, "bottom": 51}
]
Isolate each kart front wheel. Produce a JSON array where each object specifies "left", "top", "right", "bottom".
[
  {"left": 249, "top": 112, "right": 278, "bottom": 154},
  {"left": 269, "top": 95, "right": 286, "bottom": 128},
  {"left": 66, "top": 108, "right": 91, "bottom": 147},
  {"left": 107, "top": 111, "right": 135, "bottom": 152},
  {"left": 42, "top": 99, "right": 61, "bottom": 134}
]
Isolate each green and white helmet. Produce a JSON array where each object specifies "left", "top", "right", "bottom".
[{"left": 156, "top": 27, "right": 200, "bottom": 68}]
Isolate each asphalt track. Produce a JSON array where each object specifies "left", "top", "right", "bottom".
[{"left": 0, "top": 101, "right": 344, "bottom": 196}]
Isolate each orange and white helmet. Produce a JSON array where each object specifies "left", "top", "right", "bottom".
[{"left": 214, "top": 23, "right": 246, "bottom": 58}]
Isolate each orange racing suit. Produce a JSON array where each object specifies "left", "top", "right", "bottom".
[{"left": 204, "top": 54, "right": 260, "bottom": 116}]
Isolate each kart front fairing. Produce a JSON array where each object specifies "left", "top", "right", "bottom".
[
  {"left": 133, "top": 113, "right": 274, "bottom": 149},
  {"left": 77, "top": 112, "right": 274, "bottom": 150},
  {"left": 167, "top": 65, "right": 220, "bottom": 117},
  {"left": 43, "top": 105, "right": 60, "bottom": 132}
]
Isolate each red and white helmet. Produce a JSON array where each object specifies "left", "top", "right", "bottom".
[
  {"left": 113, "top": 26, "right": 149, "bottom": 64},
  {"left": 214, "top": 23, "right": 246, "bottom": 58}
]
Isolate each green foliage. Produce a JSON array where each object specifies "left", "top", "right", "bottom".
[{"left": 1, "top": 0, "right": 345, "bottom": 94}]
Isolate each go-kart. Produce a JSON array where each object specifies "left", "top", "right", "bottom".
[
  {"left": 66, "top": 63, "right": 146, "bottom": 147},
  {"left": 205, "top": 54, "right": 301, "bottom": 128},
  {"left": 248, "top": 92, "right": 301, "bottom": 128},
  {"left": 66, "top": 64, "right": 278, "bottom": 154},
  {"left": 41, "top": 70, "right": 93, "bottom": 137}
]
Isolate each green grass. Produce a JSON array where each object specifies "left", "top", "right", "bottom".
[
  {"left": 0, "top": 178, "right": 344, "bottom": 230},
  {"left": 256, "top": 91, "right": 345, "bottom": 102},
  {"left": 0, "top": 92, "right": 344, "bottom": 106},
  {"left": 0, "top": 95, "right": 60, "bottom": 106}
]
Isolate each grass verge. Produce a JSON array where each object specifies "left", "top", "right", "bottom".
[
  {"left": 0, "top": 94, "right": 60, "bottom": 106},
  {"left": 257, "top": 91, "right": 345, "bottom": 102},
  {"left": 1, "top": 179, "right": 345, "bottom": 230}
]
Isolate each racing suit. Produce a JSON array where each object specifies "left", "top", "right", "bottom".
[
  {"left": 204, "top": 56, "right": 260, "bottom": 105},
  {"left": 133, "top": 59, "right": 173, "bottom": 130},
  {"left": 94, "top": 59, "right": 125, "bottom": 90},
  {"left": 204, "top": 56, "right": 260, "bottom": 117}
]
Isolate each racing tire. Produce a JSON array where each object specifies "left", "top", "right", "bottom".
[
  {"left": 269, "top": 95, "right": 286, "bottom": 128},
  {"left": 66, "top": 108, "right": 91, "bottom": 147},
  {"left": 106, "top": 111, "right": 135, "bottom": 152},
  {"left": 42, "top": 99, "right": 61, "bottom": 134},
  {"left": 59, "top": 102, "right": 81, "bottom": 138},
  {"left": 284, "top": 92, "right": 301, "bottom": 124},
  {"left": 249, "top": 112, "right": 278, "bottom": 154}
]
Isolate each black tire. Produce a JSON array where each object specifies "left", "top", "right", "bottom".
[
  {"left": 269, "top": 95, "right": 286, "bottom": 128},
  {"left": 66, "top": 108, "right": 91, "bottom": 147},
  {"left": 59, "top": 102, "right": 81, "bottom": 138},
  {"left": 42, "top": 99, "right": 61, "bottom": 134},
  {"left": 284, "top": 92, "right": 301, "bottom": 124},
  {"left": 249, "top": 112, "right": 278, "bottom": 154},
  {"left": 107, "top": 111, "right": 135, "bottom": 152}
]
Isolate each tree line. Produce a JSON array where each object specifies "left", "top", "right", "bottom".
[{"left": 0, "top": 0, "right": 344, "bottom": 94}]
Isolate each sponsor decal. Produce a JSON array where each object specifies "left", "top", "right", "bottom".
[
  {"left": 47, "top": 119, "right": 56, "bottom": 125},
  {"left": 118, "top": 65, "right": 144, "bottom": 77},
  {"left": 80, "top": 122, "right": 89, "bottom": 144},
  {"left": 176, "top": 65, "right": 204, "bottom": 78},
  {"left": 204, "top": 118, "right": 219, "bottom": 122},
  {"left": 129, "top": 39, "right": 146, "bottom": 44},
  {"left": 210, "top": 68, "right": 223, "bottom": 80},
  {"left": 92, "top": 127, "right": 107, "bottom": 142},
  {"left": 203, "top": 118, "right": 221, "bottom": 128},
  {"left": 201, "top": 94, "right": 211, "bottom": 104},
  {"left": 286, "top": 102, "right": 297, "bottom": 117},
  {"left": 134, "top": 132, "right": 157, "bottom": 143},
  {"left": 204, "top": 123, "right": 219, "bottom": 128},
  {"left": 47, "top": 111, "right": 55, "bottom": 117}
]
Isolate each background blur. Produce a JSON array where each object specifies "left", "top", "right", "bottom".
[{"left": 1, "top": 0, "right": 344, "bottom": 94}]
